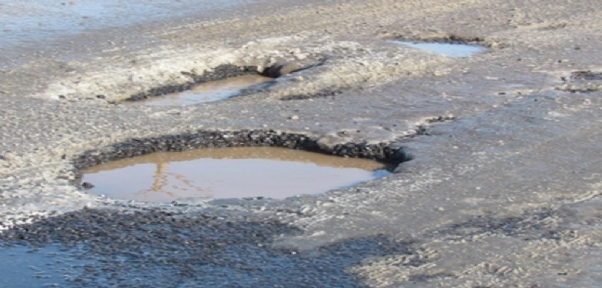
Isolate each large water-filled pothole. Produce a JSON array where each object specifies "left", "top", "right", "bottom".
[
  {"left": 392, "top": 40, "right": 486, "bottom": 57},
  {"left": 80, "top": 147, "right": 392, "bottom": 202}
]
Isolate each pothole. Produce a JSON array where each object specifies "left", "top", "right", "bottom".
[
  {"left": 125, "top": 64, "right": 273, "bottom": 105},
  {"left": 80, "top": 147, "right": 392, "bottom": 202},
  {"left": 73, "top": 130, "right": 407, "bottom": 202},
  {"left": 392, "top": 40, "right": 486, "bottom": 57},
  {"left": 123, "top": 59, "right": 322, "bottom": 105},
  {"left": 136, "top": 74, "right": 273, "bottom": 106}
]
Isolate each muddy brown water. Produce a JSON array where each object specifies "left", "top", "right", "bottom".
[
  {"left": 81, "top": 147, "right": 392, "bottom": 202},
  {"left": 137, "top": 75, "right": 273, "bottom": 106}
]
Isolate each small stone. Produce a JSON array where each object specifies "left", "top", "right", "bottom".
[
  {"left": 290, "top": 115, "right": 299, "bottom": 120},
  {"left": 96, "top": 95, "right": 106, "bottom": 99},
  {"left": 81, "top": 182, "right": 95, "bottom": 189}
]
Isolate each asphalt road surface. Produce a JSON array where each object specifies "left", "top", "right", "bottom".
[{"left": 0, "top": 0, "right": 601, "bottom": 287}]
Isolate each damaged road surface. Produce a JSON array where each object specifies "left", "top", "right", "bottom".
[{"left": 1, "top": 0, "right": 602, "bottom": 287}]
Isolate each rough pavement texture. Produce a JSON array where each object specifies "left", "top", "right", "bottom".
[{"left": 1, "top": 0, "right": 601, "bottom": 287}]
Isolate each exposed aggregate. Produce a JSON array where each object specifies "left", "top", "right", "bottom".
[
  {"left": 1, "top": 0, "right": 602, "bottom": 287},
  {"left": 73, "top": 129, "right": 408, "bottom": 170}
]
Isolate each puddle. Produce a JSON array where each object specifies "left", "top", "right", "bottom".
[
  {"left": 393, "top": 40, "right": 486, "bottom": 57},
  {"left": 81, "top": 147, "right": 392, "bottom": 202},
  {"left": 137, "top": 74, "right": 273, "bottom": 106},
  {"left": 0, "top": 245, "right": 91, "bottom": 287}
]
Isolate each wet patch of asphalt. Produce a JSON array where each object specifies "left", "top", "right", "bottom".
[{"left": 0, "top": 208, "right": 419, "bottom": 287}]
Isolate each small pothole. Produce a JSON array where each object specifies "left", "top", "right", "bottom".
[
  {"left": 125, "top": 64, "right": 274, "bottom": 105},
  {"left": 80, "top": 147, "right": 393, "bottom": 202},
  {"left": 124, "top": 59, "right": 323, "bottom": 106},
  {"left": 392, "top": 40, "right": 486, "bottom": 57},
  {"left": 73, "top": 130, "right": 408, "bottom": 203},
  {"left": 136, "top": 74, "right": 273, "bottom": 106}
]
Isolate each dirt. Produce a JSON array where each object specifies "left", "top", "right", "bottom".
[{"left": 0, "top": 0, "right": 601, "bottom": 287}]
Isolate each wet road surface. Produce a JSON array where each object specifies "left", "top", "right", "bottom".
[{"left": 1, "top": 0, "right": 601, "bottom": 287}]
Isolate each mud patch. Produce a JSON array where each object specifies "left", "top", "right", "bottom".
[{"left": 80, "top": 147, "right": 392, "bottom": 202}]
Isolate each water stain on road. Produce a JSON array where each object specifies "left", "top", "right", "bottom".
[{"left": 81, "top": 147, "right": 392, "bottom": 202}]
